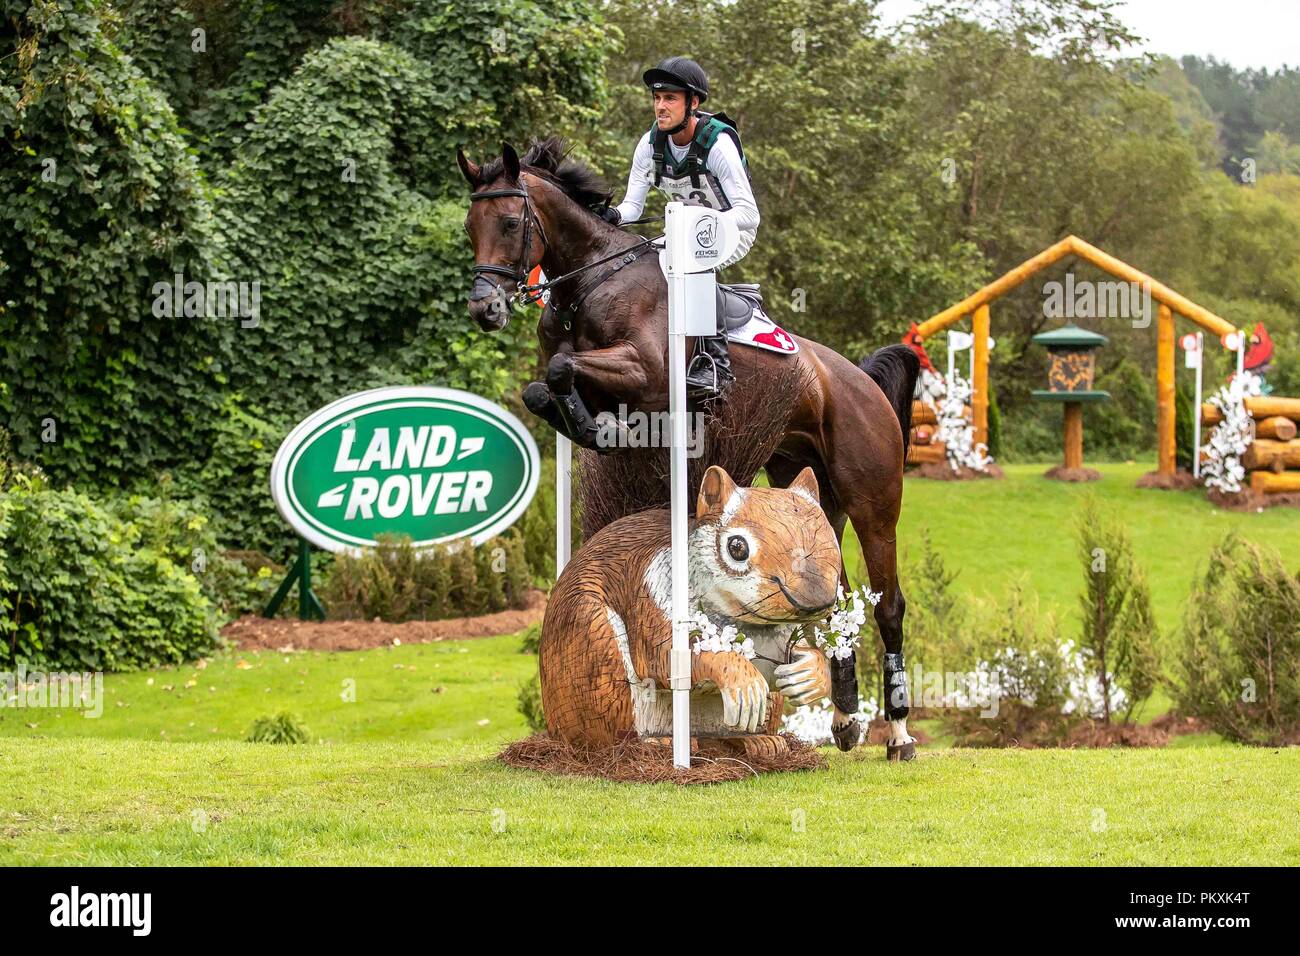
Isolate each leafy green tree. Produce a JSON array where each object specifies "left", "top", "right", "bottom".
[{"left": 599, "top": 0, "right": 985, "bottom": 353}]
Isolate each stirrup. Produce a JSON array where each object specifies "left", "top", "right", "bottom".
[{"left": 686, "top": 352, "right": 719, "bottom": 396}]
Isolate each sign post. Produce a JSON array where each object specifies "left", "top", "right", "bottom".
[
  {"left": 1182, "top": 332, "right": 1204, "bottom": 478},
  {"left": 663, "top": 201, "right": 738, "bottom": 768},
  {"left": 267, "top": 383, "right": 541, "bottom": 622}
]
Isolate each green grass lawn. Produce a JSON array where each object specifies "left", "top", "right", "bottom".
[
  {"left": 3, "top": 459, "right": 1297, "bottom": 865},
  {"left": 847, "top": 460, "right": 1300, "bottom": 636},
  {"left": 0, "top": 637, "right": 534, "bottom": 745},
  {"left": 4, "top": 734, "right": 1298, "bottom": 865}
]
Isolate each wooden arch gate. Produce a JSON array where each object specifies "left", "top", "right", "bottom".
[{"left": 910, "top": 235, "right": 1238, "bottom": 478}]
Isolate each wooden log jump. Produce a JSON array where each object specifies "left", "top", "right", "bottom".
[
  {"left": 1242, "top": 438, "right": 1300, "bottom": 472},
  {"left": 1250, "top": 470, "right": 1300, "bottom": 495}
]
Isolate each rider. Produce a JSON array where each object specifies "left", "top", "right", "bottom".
[{"left": 601, "top": 56, "right": 760, "bottom": 398}]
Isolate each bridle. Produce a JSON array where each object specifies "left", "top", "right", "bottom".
[
  {"left": 468, "top": 176, "right": 549, "bottom": 305},
  {"left": 468, "top": 171, "right": 663, "bottom": 313}
]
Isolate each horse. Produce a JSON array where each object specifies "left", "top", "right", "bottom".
[{"left": 457, "top": 138, "right": 920, "bottom": 759}]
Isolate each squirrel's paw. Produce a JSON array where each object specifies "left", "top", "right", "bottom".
[
  {"left": 721, "top": 675, "right": 769, "bottom": 733},
  {"left": 774, "top": 645, "right": 831, "bottom": 705}
]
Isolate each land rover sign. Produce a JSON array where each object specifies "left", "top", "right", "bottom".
[{"left": 270, "top": 387, "right": 540, "bottom": 552}]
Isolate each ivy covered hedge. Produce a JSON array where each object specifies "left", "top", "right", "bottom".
[{"left": 1, "top": 0, "right": 611, "bottom": 562}]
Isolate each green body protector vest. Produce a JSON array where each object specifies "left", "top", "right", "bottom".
[{"left": 649, "top": 111, "right": 751, "bottom": 212}]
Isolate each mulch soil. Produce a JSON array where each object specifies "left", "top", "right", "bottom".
[
  {"left": 221, "top": 589, "right": 546, "bottom": 652},
  {"left": 499, "top": 732, "right": 828, "bottom": 785},
  {"left": 1206, "top": 486, "right": 1300, "bottom": 511},
  {"left": 909, "top": 462, "right": 1006, "bottom": 481}
]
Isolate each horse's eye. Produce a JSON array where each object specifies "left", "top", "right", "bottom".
[
  {"left": 503, "top": 217, "right": 520, "bottom": 231},
  {"left": 727, "top": 535, "right": 749, "bottom": 563}
]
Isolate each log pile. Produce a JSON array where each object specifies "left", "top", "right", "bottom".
[
  {"left": 1201, "top": 395, "right": 1300, "bottom": 495},
  {"left": 905, "top": 401, "right": 971, "bottom": 466}
]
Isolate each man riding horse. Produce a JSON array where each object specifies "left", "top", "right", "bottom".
[
  {"left": 457, "top": 62, "right": 922, "bottom": 760},
  {"left": 601, "top": 56, "right": 760, "bottom": 399}
]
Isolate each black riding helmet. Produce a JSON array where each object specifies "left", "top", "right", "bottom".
[{"left": 642, "top": 56, "right": 709, "bottom": 107}]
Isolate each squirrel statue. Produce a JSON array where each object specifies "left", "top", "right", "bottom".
[{"left": 539, "top": 464, "right": 851, "bottom": 752}]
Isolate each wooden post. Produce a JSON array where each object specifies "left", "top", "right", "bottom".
[
  {"left": 1157, "top": 303, "right": 1176, "bottom": 476},
  {"left": 972, "top": 304, "right": 990, "bottom": 449},
  {"left": 1064, "top": 402, "right": 1083, "bottom": 469}
]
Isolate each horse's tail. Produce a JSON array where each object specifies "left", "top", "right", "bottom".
[{"left": 859, "top": 344, "right": 920, "bottom": 460}]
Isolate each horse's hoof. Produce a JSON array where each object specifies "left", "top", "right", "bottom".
[
  {"left": 831, "top": 718, "right": 862, "bottom": 752},
  {"left": 522, "top": 381, "right": 553, "bottom": 414},
  {"left": 546, "top": 353, "right": 576, "bottom": 393},
  {"left": 887, "top": 741, "right": 917, "bottom": 762}
]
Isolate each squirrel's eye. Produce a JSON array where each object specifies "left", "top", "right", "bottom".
[{"left": 727, "top": 535, "right": 749, "bottom": 563}]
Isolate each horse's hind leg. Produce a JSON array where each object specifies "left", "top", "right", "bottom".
[
  {"left": 817, "top": 426, "right": 913, "bottom": 759},
  {"left": 855, "top": 516, "right": 914, "bottom": 761}
]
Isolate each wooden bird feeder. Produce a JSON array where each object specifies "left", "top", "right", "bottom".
[{"left": 1031, "top": 323, "right": 1109, "bottom": 480}]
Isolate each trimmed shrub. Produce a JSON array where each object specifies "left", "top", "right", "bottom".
[
  {"left": 1176, "top": 533, "right": 1300, "bottom": 745},
  {"left": 0, "top": 474, "right": 218, "bottom": 671},
  {"left": 517, "top": 673, "right": 545, "bottom": 733},
  {"left": 317, "top": 531, "right": 533, "bottom": 623}
]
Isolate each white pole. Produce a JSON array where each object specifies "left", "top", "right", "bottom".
[
  {"left": 668, "top": 305, "right": 691, "bottom": 769},
  {"left": 665, "top": 203, "right": 692, "bottom": 770},
  {"left": 1193, "top": 332, "right": 1203, "bottom": 479},
  {"left": 1236, "top": 334, "right": 1246, "bottom": 379},
  {"left": 555, "top": 433, "right": 571, "bottom": 575}
]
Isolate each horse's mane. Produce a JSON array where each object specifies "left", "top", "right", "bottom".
[{"left": 479, "top": 136, "right": 612, "bottom": 210}]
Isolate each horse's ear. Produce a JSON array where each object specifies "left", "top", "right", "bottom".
[
  {"left": 697, "top": 465, "right": 737, "bottom": 520},
  {"left": 787, "top": 466, "right": 820, "bottom": 504},
  {"left": 457, "top": 147, "right": 480, "bottom": 188},
  {"left": 502, "top": 141, "right": 521, "bottom": 183}
]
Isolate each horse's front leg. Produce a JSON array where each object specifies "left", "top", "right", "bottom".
[
  {"left": 543, "top": 342, "right": 658, "bottom": 449},
  {"left": 565, "top": 340, "right": 657, "bottom": 399}
]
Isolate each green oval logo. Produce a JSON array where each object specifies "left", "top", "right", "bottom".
[{"left": 270, "top": 387, "right": 540, "bottom": 552}]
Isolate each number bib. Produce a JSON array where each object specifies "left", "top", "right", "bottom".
[{"left": 654, "top": 169, "right": 732, "bottom": 211}]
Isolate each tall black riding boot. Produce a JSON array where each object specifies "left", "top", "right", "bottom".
[{"left": 685, "top": 334, "right": 735, "bottom": 399}]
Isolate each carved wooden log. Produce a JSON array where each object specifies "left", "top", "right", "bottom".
[
  {"left": 1250, "top": 470, "right": 1300, "bottom": 494},
  {"left": 906, "top": 442, "right": 947, "bottom": 465},
  {"left": 911, "top": 402, "right": 972, "bottom": 427},
  {"left": 1242, "top": 439, "right": 1300, "bottom": 472},
  {"left": 1202, "top": 396, "right": 1300, "bottom": 425},
  {"left": 538, "top": 465, "right": 842, "bottom": 749},
  {"left": 1256, "top": 416, "right": 1298, "bottom": 441}
]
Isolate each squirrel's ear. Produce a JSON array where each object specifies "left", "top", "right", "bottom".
[
  {"left": 788, "top": 466, "right": 820, "bottom": 502},
  {"left": 697, "top": 465, "right": 736, "bottom": 520}
]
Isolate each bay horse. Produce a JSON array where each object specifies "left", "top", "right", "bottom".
[{"left": 458, "top": 138, "right": 920, "bottom": 759}]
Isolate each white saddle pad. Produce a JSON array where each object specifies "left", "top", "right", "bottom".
[{"left": 726, "top": 309, "right": 799, "bottom": 355}]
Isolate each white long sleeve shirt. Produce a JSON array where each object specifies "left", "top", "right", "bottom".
[{"left": 614, "top": 126, "right": 759, "bottom": 269}]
